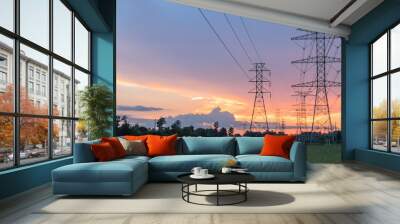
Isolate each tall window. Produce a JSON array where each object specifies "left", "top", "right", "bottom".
[
  {"left": 0, "top": 0, "right": 91, "bottom": 170},
  {"left": 371, "top": 23, "right": 400, "bottom": 153}
]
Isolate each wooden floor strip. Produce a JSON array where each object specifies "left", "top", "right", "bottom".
[{"left": 1, "top": 162, "right": 400, "bottom": 224}]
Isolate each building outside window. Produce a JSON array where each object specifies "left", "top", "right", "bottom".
[
  {"left": 28, "top": 67, "right": 34, "bottom": 80},
  {"left": 0, "top": 55, "right": 7, "bottom": 67},
  {"left": 35, "top": 70, "right": 40, "bottom": 81},
  {"left": 28, "top": 81, "right": 34, "bottom": 94},
  {"left": 35, "top": 83, "right": 40, "bottom": 95},
  {"left": 0, "top": 0, "right": 91, "bottom": 170},
  {"left": 0, "top": 55, "right": 7, "bottom": 89},
  {"left": 54, "top": 89, "right": 58, "bottom": 104},
  {"left": 371, "top": 23, "right": 400, "bottom": 154},
  {"left": 41, "top": 85, "right": 46, "bottom": 97},
  {"left": 41, "top": 73, "right": 46, "bottom": 83},
  {"left": 0, "top": 71, "right": 6, "bottom": 84}
]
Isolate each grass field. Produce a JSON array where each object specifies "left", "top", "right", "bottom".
[{"left": 306, "top": 143, "right": 342, "bottom": 163}]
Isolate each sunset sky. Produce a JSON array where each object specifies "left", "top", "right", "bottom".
[{"left": 116, "top": 0, "right": 342, "bottom": 132}]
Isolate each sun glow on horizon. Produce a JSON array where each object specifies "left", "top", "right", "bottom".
[{"left": 117, "top": 76, "right": 341, "bottom": 130}]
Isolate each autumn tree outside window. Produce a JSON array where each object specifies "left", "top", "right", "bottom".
[{"left": 0, "top": 0, "right": 91, "bottom": 170}]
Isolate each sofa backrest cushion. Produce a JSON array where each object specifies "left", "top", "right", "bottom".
[
  {"left": 73, "top": 139, "right": 100, "bottom": 163},
  {"left": 181, "top": 137, "right": 235, "bottom": 155},
  {"left": 235, "top": 137, "right": 264, "bottom": 155}
]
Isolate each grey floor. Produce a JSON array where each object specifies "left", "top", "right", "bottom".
[{"left": 1, "top": 163, "right": 400, "bottom": 224}]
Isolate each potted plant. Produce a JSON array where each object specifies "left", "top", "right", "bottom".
[{"left": 79, "top": 84, "right": 113, "bottom": 140}]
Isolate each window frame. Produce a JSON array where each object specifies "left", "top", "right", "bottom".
[
  {"left": 0, "top": 0, "right": 92, "bottom": 171},
  {"left": 370, "top": 21, "right": 400, "bottom": 154}
]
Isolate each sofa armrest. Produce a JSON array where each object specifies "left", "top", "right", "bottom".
[
  {"left": 289, "top": 141, "right": 307, "bottom": 181},
  {"left": 73, "top": 140, "right": 100, "bottom": 163}
]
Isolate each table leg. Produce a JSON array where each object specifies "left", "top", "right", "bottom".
[
  {"left": 217, "top": 184, "right": 219, "bottom": 206},
  {"left": 245, "top": 183, "right": 247, "bottom": 201},
  {"left": 181, "top": 184, "right": 183, "bottom": 199},
  {"left": 195, "top": 184, "right": 198, "bottom": 192},
  {"left": 187, "top": 184, "right": 190, "bottom": 202}
]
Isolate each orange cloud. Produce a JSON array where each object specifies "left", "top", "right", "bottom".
[
  {"left": 117, "top": 77, "right": 250, "bottom": 118},
  {"left": 117, "top": 77, "right": 342, "bottom": 129}
]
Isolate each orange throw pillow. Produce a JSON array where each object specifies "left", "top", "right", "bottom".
[
  {"left": 91, "top": 142, "right": 117, "bottom": 162},
  {"left": 147, "top": 134, "right": 177, "bottom": 157},
  {"left": 124, "top": 135, "right": 148, "bottom": 142},
  {"left": 101, "top": 137, "right": 127, "bottom": 158},
  {"left": 260, "top": 135, "right": 295, "bottom": 159}
]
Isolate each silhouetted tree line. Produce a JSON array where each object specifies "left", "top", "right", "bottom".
[
  {"left": 116, "top": 116, "right": 281, "bottom": 137},
  {"left": 116, "top": 115, "right": 341, "bottom": 144}
]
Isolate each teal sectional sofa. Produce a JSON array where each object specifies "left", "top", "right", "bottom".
[{"left": 52, "top": 137, "right": 306, "bottom": 196}]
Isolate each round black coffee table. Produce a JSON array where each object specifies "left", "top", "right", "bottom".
[{"left": 177, "top": 173, "right": 255, "bottom": 206}]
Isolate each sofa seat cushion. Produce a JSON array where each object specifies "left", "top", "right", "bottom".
[
  {"left": 53, "top": 159, "right": 147, "bottom": 183},
  {"left": 236, "top": 155, "right": 293, "bottom": 172},
  {"left": 149, "top": 154, "right": 235, "bottom": 172},
  {"left": 117, "top": 155, "right": 150, "bottom": 162}
]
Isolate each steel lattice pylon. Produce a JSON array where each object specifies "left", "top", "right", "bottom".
[
  {"left": 291, "top": 31, "right": 341, "bottom": 133},
  {"left": 249, "top": 63, "right": 271, "bottom": 132},
  {"left": 292, "top": 90, "right": 313, "bottom": 134}
]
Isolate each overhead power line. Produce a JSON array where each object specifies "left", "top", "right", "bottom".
[
  {"left": 291, "top": 31, "right": 341, "bottom": 133},
  {"left": 240, "top": 17, "right": 262, "bottom": 62},
  {"left": 198, "top": 9, "right": 250, "bottom": 79},
  {"left": 223, "top": 14, "right": 253, "bottom": 64}
]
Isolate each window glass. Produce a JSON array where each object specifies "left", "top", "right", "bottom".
[
  {"left": 0, "top": 0, "right": 93, "bottom": 168},
  {"left": 372, "top": 121, "right": 388, "bottom": 151},
  {"left": 74, "top": 69, "right": 89, "bottom": 118},
  {"left": 53, "top": 0, "right": 72, "bottom": 60},
  {"left": 53, "top": 119, "right": 72, "bottom": 157},
  {"left": 0, "top": 116, "right": 13, "bottom": 170},
  {"left": 19, "top": 117, "right": 49, "bottom": 165},
  {"left": 372, "top": 77, "right": 387, "bottom": 119},
  {"left": 20, "top": 44, "right": 49, "bottom": 115},
  {"left": 391, "top": 24, "right": 400, "bottom": 70},
  {"left": 20, "top": 0, "right": 49, "bottom": 49},
  {"left": 391, "top": 72, "right": 400, "bottom": 118},
  {"left": 0, "top": 35, "right": 14, "bottom": 112},
  {"left": 74, "top": 18, "right": 89, "bottom": 70},
  {"left": 391, "top": 120, "right": 400, "bottom": 153},
  {"left": 53, "top": 59, "right": 72, "bottom": 117},
  {"left": 0, "top": 0, "right": 14, "bottom": 31},
  {"left": 75, "top": 120, "right": 88, "bottom": 143},
  {"left": 372, "top": 33, "right": 387, "bottom": 76}
]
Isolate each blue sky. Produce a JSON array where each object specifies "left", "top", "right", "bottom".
[{"left": 116, "top": 0, "right": 341, "bottom": 131}]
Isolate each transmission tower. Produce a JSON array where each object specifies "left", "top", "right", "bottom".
[
  {"left": 292, "top": 90, "right": 313, "bottom": 134},
  {"left": 249, "top": 63, "right": 271, "bottom": 132},
  {"left": 275, "top": 109, "right": 281, "bottom": 132},
  {"left": 275, "top": 109, "right": 286, "bottom": 133},
  {"left": 291, "top": 31, "right": 341, "bottom": 133}
]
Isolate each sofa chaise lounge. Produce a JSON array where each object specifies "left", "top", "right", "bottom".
[{"left": 52, "top": 137, "right": 306, "bottom": 196}]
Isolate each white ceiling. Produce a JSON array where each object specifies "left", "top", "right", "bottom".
[
  {"left": 229, "top": 0, "right": 352, "bottom": 23},
  {"left": 169, "top": 0, "right": 384, "bottom": 38}
]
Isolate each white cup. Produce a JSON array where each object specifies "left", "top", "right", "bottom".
[
  {"left": 191, "top": 167, "right": 202, "bottom": 176},
  {"left": 221, "top": 167, "right": 232, "bottom": 174},
  {"left": 200, "top": 169, "right": 208, "bottom": 176}
]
